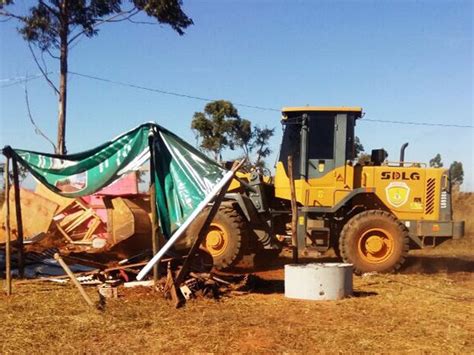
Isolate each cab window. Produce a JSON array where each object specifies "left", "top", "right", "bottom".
[
  {"left": 279, "top": 121, "right": 300, "bottom": 177},
  {"left": 308, "top": 115, "right": 335, "bottom": 160}
]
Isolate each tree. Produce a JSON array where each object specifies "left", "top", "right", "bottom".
[
  {"left": 353, "top": 136, "right": 370, "bottom": 164},
  {"left": 231, "top": 118, "right": 252, "bottom": 160},
  {"left": 191, "top": 100, "right": 240, "bottom": 161},
  {"left": 1, "top": 0, "right": 193, "bottom": 155},
  {"left": 429, "top": 153, "right": 443, "bottom": 168},
  {"left": 357, "top": 153, "right": 372, "bottom": 165},
  {"left": 354, "top": 136, "right": 364, "bottom": 157},
  {"left": 449, "top": 161, "right": 464, "bottom": 186},
  {"left": 0, "top": 162, "right": 28, "bottom": 189},
  {"left": 191, "top": 100, "right": 275, "bottom": 168},
  {"left": 252, "top": 126, "right": 275, "bottom": 168}
]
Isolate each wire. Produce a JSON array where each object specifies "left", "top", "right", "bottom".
[
  {"left": 68, "top": 71, "right": 280, "bottom": 112},
  {"left": 0, "top": 72, "right": 53, "bottom": 88},
  {"left": 67, "top": 72, "right": 474, "bottom": 128},
  {"left": 2, "top": 70, "right": 473, "bottom": 128},
  {"left": 363, "top": 118, "right": 472, "bottom": 128}
]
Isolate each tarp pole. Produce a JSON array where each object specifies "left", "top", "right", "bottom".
[
  {"left": 12, "top": 157, "right": 25, "bottom": 278},
  {"left": 3, "top": 155, "right": 12, "bottom": 295},
  {"left": 148, "top": 135, "right": 160, "bottom": 286},
  {"left": 137, "top": 160, "right": 244, "bottom": 281}
]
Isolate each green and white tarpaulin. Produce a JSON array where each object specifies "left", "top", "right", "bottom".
[{"left": 7, "top": 122, "right": 225, "bottom": 239}]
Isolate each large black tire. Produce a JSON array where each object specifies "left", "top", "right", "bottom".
[
  {"left": 186, "top": 205, "right": 245, "bottom": 269},
  {"left": 339, "top": 210, "right": 409, "bottom": 274}
]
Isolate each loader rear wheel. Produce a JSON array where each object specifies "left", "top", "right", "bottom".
[
  {"left": 339, "top": 210, "right": 409, "bottom": 274},
  {"left": 187, "top": 205, "right": 245, "bottom": 270}
]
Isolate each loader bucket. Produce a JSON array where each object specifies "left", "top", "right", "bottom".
[
  {"left": 98, "top": 196, "right": 153, "bottom": 259},
  {"left": 105, "top": 196, "right": 151, "bottom": 245}
]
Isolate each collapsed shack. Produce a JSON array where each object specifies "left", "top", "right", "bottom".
[
  {"left": 1, "top": 173, "right": 154, "bottom": 260},
  {"left": 1, "top": 122, "right": 246, "bottom": 307}
]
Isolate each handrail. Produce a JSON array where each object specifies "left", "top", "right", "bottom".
[{"left": 384, "top": 161, "right": 427, "bottom": 168}]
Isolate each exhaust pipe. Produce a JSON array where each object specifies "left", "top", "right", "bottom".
[{"left": 399, "top": 142, "right": 409, "bottom": 167}]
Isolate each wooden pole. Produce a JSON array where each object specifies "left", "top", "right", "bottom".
[
  {"left": 148, "top": 135, "right": 160, "bottom": 287},
  {"left": 12, "top": 158, "right": 25, "bottom": 278},
  {"left": 54, "top": 253, "right": 94, "bottom": 308},
  {"left": 3, "top": 156, "right": 12, "bottom": 295},
  {"left": 288, "top": 156, "right": 298, "bottom": 264}
]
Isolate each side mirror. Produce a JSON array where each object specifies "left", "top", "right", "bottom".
[{"left": 371, "top": 149, "right": 387, "bottom": 166}]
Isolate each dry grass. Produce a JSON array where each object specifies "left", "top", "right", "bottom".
[
  {"left": 1, "top": 239, "right": 473, "bottom": 353},
  {"left": 0, "top": 192, "right": 472, "bottom": 353}
]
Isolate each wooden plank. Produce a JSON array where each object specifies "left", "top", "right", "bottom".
[
  {"left": 35, "top": 182, "right": 75, "bottom": 213},
  {"left": 3, "top": 156, "right": 12, "bottom": 295},
  {"left": 64, "top": 209, "right": 93, "bottom": 233},
  {"left": 0, "top": 188, "right": 59, "bottom": 243},
  {"left": 12, "top": 158, "right": 25, "bottom": 278},
  {"left": 54, "top": 253, "right": 94, "bottom": 308},
  {"left": 58, "top": 210, "right": 84, "bottom": 228},
  {"left": 55, "top": 222, "right": 75, "bottom": 243},
  {"left": 82, "top": 218, "right": 101, "bottom": 241}
]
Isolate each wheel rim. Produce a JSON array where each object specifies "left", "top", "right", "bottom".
[
  {"left": 203, "top": 223, "right": 229, "bottom": 257},
  {"left": 357, "top": 228, "right": 394, "bottom": 263}
]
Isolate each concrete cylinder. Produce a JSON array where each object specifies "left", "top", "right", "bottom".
[{"left": 284, "top": 263, "right": 353, "bottom": 301}]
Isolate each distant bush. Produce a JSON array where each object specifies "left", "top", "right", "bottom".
[{"left": 452, "top": 191, "right": 473, "bottom": 237}]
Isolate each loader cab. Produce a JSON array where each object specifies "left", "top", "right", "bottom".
[
  {"left": 278, "top": 107, "right": 363, "bottom": 179},
  {"left": 275, "top": 106, "right": 363, "bottom": 206}
]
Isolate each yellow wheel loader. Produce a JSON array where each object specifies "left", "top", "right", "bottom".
[{"left": 192, "top": 106, "right": 464, "bottom": 274}]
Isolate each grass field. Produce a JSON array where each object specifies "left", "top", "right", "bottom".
[
  {"left": 1, "top": 236, "right": 473, "bottom": 353},
  {"left": 0, "top": 192, "right": 472, "bottom": 353}
]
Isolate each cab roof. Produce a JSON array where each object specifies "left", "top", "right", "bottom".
[{"left": 282, "top": 106, "right": 363, "bottom": 114}]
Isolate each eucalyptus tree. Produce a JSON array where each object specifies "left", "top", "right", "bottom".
[{"left": 1, "top": 0, "right": 193, "bottom": 154}]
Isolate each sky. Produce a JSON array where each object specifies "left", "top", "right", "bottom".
[{"left": 1, "top": 0, "right": 473, "bottom": 190}]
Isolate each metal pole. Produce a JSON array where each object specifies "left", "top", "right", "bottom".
[
  {"left": 12, "top": 158, "right": 25, "bottom": 278},
  {"left": 148, "top": 136, "right": 160, "bottom": 286},
  {"left": 288, "top": 156, "right": 298, "bottom": 263},
  {"left": 3, "top": 156, "right": 12, "bottom": 295}
]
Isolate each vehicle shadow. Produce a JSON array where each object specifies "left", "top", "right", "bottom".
[
  {"left": 245, "top": 278, "right": 284, "bottom": 294},
  {"left": 239, "top": 278, "right": 378, "bottom": 297},
  {"left": 235, "top": 255, "right": 341, "bottom": 274},
  {"left": 352, "top": 290, "right": 378, "bottom": 298},
  {"left": 239, "top": 254, "right": 474, "bottom": 275},
  {"left": 227, "top": 253, "right": 474, "bottom": 296}
]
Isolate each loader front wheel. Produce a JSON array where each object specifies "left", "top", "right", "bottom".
[
  {"left": 339, "top": 210, "right": 409, "bottom": 274},
  {"left": 187, "top": 206, "right": 245, "bottom": 270}
]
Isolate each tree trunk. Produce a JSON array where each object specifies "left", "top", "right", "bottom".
[
  {"left": 255, "top": 143, "right": 264, "bottom": 165},
  {"left": 57, "top": 0, "right": 68, "bottom": 155}
]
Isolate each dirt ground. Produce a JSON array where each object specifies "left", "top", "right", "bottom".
[{"left": 1, "top": 236, "right": 473, "bottom": 353}]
